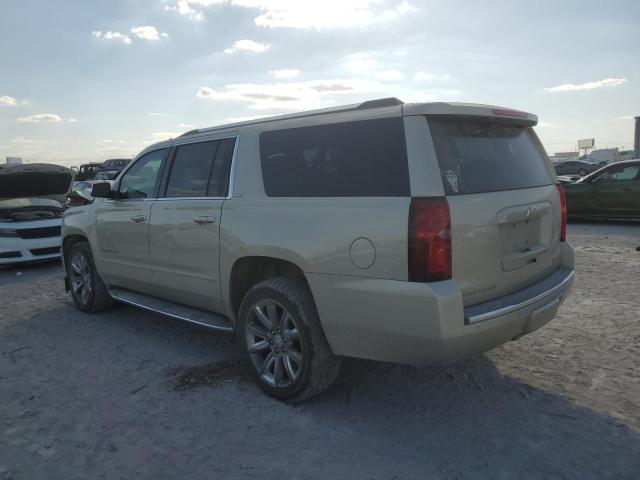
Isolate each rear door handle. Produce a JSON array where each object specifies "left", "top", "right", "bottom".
[
  {"left": 193, "top": 215, "right": 216, "bottom": 224},
  {"left": 131, "top": 215, "right": 147, "bottom": 223}
]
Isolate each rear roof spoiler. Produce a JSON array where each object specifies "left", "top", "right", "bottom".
[{"left": 403, "top": 102, "right": 538, "bottom": 125}]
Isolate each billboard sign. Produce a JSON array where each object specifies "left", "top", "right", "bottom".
[{"left": 578, "top": 138, "right": 595, "bottom": 149}]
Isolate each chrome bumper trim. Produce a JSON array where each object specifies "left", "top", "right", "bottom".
[{"left": 464, "top": 268, "right": 574, "bottom": 325}]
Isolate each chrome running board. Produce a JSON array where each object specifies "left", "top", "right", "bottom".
[{"left": 109, "top": 287, "right": 234, "bottom": 332}]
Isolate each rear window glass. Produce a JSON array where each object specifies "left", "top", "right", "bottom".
[
  {"left": 428, "top": 118, "right": 554, "bottom": 195},
  {"left": 166, "top": 141, "right": 218, "bottom": 198},
  {"left": 260, "top": 118, "right": 409, "bottom": 197},
  {"left": 165, "top": 138, "right": 235, "bottom": 198}
]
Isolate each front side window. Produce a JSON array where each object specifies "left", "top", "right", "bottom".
[
  {"left": 118, "top": 149, "right": 166, "bottom": 199},
  {"left": 165, "top": 137, "right": 235, "bottom": 198},
  {"left": 260, "top": 118, "right": 409, "bottom": 197},
  {"left": 593, "top": 164, "right": 640, "bottom": 184}
]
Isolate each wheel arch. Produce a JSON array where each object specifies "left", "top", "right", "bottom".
[
  {"left": 62, "top": 233, "right": 89, "bottom": 271},
  {"left": 229, "top": 256, "right": 314, "bottom": 322}
]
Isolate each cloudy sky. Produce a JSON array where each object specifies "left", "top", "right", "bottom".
[{"left": 0, "top": 0, "right": 638, "bottom": 166}]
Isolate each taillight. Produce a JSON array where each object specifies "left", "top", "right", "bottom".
[
  {"left": 408, "top": 197, "right": 452, "bottom": 282},
  {"left": 556, "top": 184, "right": 567, "bottom": 241}
]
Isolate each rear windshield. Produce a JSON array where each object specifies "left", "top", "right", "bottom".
[{"left": 428, "top": 117, "right": 554, "bottom": 195}]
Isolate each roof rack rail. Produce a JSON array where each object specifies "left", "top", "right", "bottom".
[
  {"left": 357, "top": 97, "right": 404, "bottom": 109},
  {"left": 178, "top": 129, "right": 200, "bottom": 137},
  {"left": 193, "top": 97, "right": 405, "bottom": 136}
]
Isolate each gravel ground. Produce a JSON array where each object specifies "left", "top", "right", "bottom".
[{"left": 1, "top": 222, "right": 639, "bottom": 479}]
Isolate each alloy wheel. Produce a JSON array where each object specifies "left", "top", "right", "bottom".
[
  {"left": 245, "top": 299, "right": 303, "bottom": 388},
  {"left": 70, "top": 253, "right": 93, "bottom": 306}
]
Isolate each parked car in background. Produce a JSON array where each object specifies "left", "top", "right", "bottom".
[
  {"left": 554, "top": 160, "right": 600, "bottom": 177},
  {"left": 94, "top": 170, "right": 120, "bottom": 181},
  {"left": 96, "top": 159, "right": 130, "bottom": 177},
  {"left": 564, "top": 160, "right": 640, "bottom": 219},
  {"left": 62, "top": 98, "right": 574, "bottom": 401},
  {"left": 0, "top": 163, "right": 74, "bottom": 264},
  {"left": 68, "top": 180, "right": 107, "bottom": 207},
  {"left": 74, "top": 162, "right": 103, "bottom": 181},
  {"left": 557, "top": 175, "right": 580, "bottom": 184}
]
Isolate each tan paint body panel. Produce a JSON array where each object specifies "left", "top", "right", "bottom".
[
  {"left": 148, "top": 198, "right": 225, "bottom": 312},
  {"left": 62, "top": 100, "right": 575, "bottom": 366}
]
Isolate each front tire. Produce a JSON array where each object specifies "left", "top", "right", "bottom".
[
  {"left": 67, "top": 241, "right": 114, "bottom": 313},
  {"left": 238, "top": 277, "right": 341, "bottom": 402}
]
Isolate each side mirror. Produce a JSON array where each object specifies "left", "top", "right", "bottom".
[{"left": 91, "top": 182, "right": 113, "bottom": 198}]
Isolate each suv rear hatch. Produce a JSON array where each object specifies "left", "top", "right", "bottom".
[{"left": 426, "top": 109, "right": 562, "bottom": 306}]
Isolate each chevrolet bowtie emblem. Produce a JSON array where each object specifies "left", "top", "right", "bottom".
[{"left": 527, "top": 207, "right": 541, "bottom": 218}]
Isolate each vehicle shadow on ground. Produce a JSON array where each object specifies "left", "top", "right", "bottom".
[
  {"left": 296, "top": 356, "right": 640, "bottom": 477},
  {"left": 3, "top": 303, "right": 639, "bottom": 478}
]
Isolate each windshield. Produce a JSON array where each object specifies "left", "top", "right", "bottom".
[{"left": 428, "top": 117, "right": 555, "bottom": 195}]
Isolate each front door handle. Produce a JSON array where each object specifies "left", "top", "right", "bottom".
[
  {"left": 131, "top": 215, "right": 147, "bottom": 223},
  {"left": 193, "top": 215, "right": 215, "bottom": 224}
]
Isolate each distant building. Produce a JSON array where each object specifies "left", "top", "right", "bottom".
[
  {"left": 6, "top": 157, "right": 23, "bottom": 164},
  {"left": 550, "top": 151, "right": 579, "bottom": 163},
  {"left": 584, "top": 148, "right": 621, "bottom": 164},
  {"left": 553, "top": 151, "right": 579, "bottom": 159},
  {"left": 620, "top": 150, "right": 636, "bottom": 161}
]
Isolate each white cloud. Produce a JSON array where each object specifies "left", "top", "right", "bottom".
[
  {"left": 10, "top": 137, "right": 35, "bottom": 143},
  {"left": 545, "top": 78, "right": 627, "bottom": 92},
  {"left": 341, "top": 52, "right": 406, "bottom": 82},
  {"left": 146, "top": 112, "right": 165, "bottom": 117},
  {"left": 16, "top": 113, "right": 78, "bottom": 123},
  {"left": 18, "top": 113, "right": 63, "bottom": 123},
  {"left": 617, "top": 115, "right": 635, "bottom": 120},
  {"left": 131, "top": 26, "right": 169, "bottom": 41},
  {"left": 224, "top": 39, "right": 270, "bottom": 54},
  {"left": 150, "top": 131, "right": 180, "bottom": 140},
  {"left": 165, "top": 0, "right": 204, "bottom": 20},
  {"left": 268, "top": 69, "right": 300, "bottom": 79},
  {"left": 414, "top": 71, "right": 451, "bottom": 82},
  {"left": 179, "top": 122, "right": 196, "bottom": 128},
  {"left": 186, "top": 0, "right": 412, "bottom": 29},
  {"left": 101, "top": 139, "right": 126, "bottom": 144},
  {"left": 92, "top": 30, "right": 132, "bottom": 44},
  {"left": 343, "top": 52, "right": 379, "bottom": 73},
  {"left": 141, "top": 131, "right": 181, "bottom": 145},
  {"left": 0, "top": 95, "right": 18, "bottom": 106},
  {"left": 196, "top": 78, "right": 383, "bottom": 110},
  {"left": 376, "top": 69, "right": 404, "bottom": 82}
]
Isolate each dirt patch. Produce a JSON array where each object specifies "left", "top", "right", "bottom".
[{"left": 170, "top": 358, "right": 251, "bottom": 390}]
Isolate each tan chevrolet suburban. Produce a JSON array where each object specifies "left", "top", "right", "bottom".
[{"left": 62, "top": 98, "right": 575, "bottom": 401}]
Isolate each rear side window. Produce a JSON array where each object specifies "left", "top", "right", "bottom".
[
  {"left": 208, "top": 138, "right": 236, "bottom": 197},
  {"left": 165, "top": 138, "right": 235, "bottom": 198},
  {"left": 260, "top": 118, "right": 409, "bottom": 197},
  {"left": 428, "top": 118, "right": 554, "bottom": 195}
]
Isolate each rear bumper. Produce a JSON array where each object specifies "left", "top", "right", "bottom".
[
  {"left": 307, "top": 249, "right": 574, "bottom": 366},
  {"left": 464, "top": 267, "right": 574, "bottom": 325}
]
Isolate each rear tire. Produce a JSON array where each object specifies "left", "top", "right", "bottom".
[
  {"left": 238, "top": 277, "right": 341, "bottom": 403},
  {"left": 67, "top": 241, "right": 114, "bottom": 313}
]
